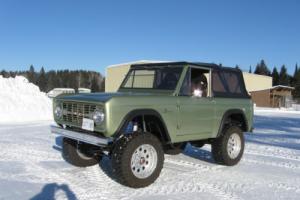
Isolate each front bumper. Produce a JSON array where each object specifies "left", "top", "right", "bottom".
[{"left": 50, "top": 125, "right": 112, "bottom": 147}]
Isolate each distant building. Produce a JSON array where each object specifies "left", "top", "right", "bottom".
[
  {"left": 47, "top": 88, "right": 75, "bottom": 98},
  {"left": 250, "top": 85, "right": 294, "bottom": 108},
  {"left": 105, "top": 60, "right": 167, "bottom": 92},
  {"left": 105, "top": 60, "right": 273, "bottom": 95},
  {"left": 242, "top": 72, "right": 272, "bottom": 92},
  {"left": 78, "top": 88, "right": 91, "bottom": 93}
]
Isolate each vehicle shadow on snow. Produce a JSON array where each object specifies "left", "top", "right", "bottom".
[
  {"left": 30, "top": 183, "right": 77, "bottom": 200},
  {"left": 182, "top": 143, "right": 215, "bottom": 164},
  {"left": 51, "top": 137, "right": 118, "bottom": 183},
  {"left": 97, "top": 145, "right": 216, "bottom": 184},
  {"left": 246, "top": 115, "right": 300, "bottom": 151},
  {"left": 99, "top": 156, "right": 115, "bottom": 179},
  {"left": 52, "top": 136, "right": 63, "bottom": 152}
]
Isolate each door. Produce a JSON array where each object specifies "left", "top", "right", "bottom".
[{"left": 176, "top": 66, "right": 215, "bottom": 140}]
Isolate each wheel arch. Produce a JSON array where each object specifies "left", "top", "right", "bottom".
[
  {"left": 114, "top": 109, "right": 172, "bottom": 144},
  {"left": 217, "top": 109, "right": 248, "bottom": 137}
]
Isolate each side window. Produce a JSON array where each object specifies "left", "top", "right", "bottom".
[
  {"left": 212, "top": 70, "right": 246, "bottom": 97},
  {"left": 223, "top": 72, "right": 242, "bottom": 94},
  {"left": 132, "top": 70, "right": 155, "bottom": 88},
  {"left": 212, "top": 71, "right": 226, "bottom": 93},
  {"left": 180, "top": 67, "right": 210, "bottom": 97}
]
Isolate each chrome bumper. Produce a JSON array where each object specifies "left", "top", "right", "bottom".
[{"left": 50, "top": 125, "right": 112, "bottom": 147}]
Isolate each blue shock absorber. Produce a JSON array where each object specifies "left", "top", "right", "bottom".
[
  {"left": 125, "top": 121, "right": 134, "bottom": 134},
  {"left": 125, "top": 121, "right": 139, "bottom": 134}
]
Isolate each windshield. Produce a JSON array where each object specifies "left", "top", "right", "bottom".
[{"left": 120, "top": 66, "right": 183, "bottom": 90}]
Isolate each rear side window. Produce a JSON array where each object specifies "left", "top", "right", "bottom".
[{"left": 212, "top": 70, "right": 248, "bottom": 98}]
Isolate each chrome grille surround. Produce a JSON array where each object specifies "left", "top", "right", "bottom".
[{"left": 61, "top": 102, "right": 97, "bottom": 124}]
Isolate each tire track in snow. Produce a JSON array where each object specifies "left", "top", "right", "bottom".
[
  {"left": 119, "top": 172, "right": 242, "bottom": 200},
  {"left": 245, "top": 150, "right": 300, "bottom": 163},
  {"left": 164, "top": 157, "right": 225, "bottom": 172},
  {"left": 243, "top": 158, "right": 300, "bottom": 170}
]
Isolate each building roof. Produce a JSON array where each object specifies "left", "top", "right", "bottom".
[
  {"left": 107, "top": 60, "right": 169, "bottom": 68},
  {"left": 270, "top": 85, "right": 295, "bottom": 90},
  {"left": 250, "top": 85, "right": 295, "bottom": 92}
]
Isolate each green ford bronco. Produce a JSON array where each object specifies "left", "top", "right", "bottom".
[{"left": 51, "top": 62, "right": 253, "bottom": 188}]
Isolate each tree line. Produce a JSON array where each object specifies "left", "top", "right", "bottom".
[
  {"left": 1, "top": 61, "right": 300, "bottom": 98},
  {"left": 0, "top": 65, "right": 105, "bottom": 93},
  {"left": 237, "top": 59, "right": 300, "bottom": 99}
]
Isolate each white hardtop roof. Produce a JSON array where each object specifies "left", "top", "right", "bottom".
[{"left": 107, "top": 60, "right": 170, "bottom": 68}]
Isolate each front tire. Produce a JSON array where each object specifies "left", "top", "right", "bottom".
[
  {"left": 211, "top": 126, "right": 244, "bottom": 166},
  {"left": 112, "top": 133, "right": 164, "bottom": 188},
  {"left": 62, "top": 137, "right": 100, "bottom": 167}
]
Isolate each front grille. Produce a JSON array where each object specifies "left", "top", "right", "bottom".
[{"left": 62, "top": 102, "right": 97, "bottom": 125}]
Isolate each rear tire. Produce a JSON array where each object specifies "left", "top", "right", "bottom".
[
  {"left": 62, "top": 137, "right": 100, "bottom": 167},
  {"left": 112, "top": 133, "right": 164, "bottom": 188},
  {"left": 211, "top": 126, "right": 244, "bottom": 166}
]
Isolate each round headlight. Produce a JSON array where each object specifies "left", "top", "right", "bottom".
[
  {"left": 93, "top": 110, "right": 105, "bottom": 124},
  {"left": 54, "top": 106, "right": 62, "bottom": 118}
]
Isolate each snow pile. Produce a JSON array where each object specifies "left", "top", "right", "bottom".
[
  {"left": 0, "top": 75, "right": 53, "bottom": 123},
  {"left": 255, "top": 106, "right": 300, "bottom": 115}
]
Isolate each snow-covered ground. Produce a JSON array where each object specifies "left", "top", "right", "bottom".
[
  {"left": 0, "top": 76, "right": 52, "bottom": 123},
  {"left": 0, "top": 109, "right": 300, "bottom": 200}
]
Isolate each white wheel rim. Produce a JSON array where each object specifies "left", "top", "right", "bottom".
[
  {"left": 227, "top": 133, "right": 242, "bottom": 159},
  {"left": 130, "top": 144, "right": 158, "bottom": 179}
]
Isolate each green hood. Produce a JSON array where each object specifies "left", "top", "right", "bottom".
[{"left": 56, "top": 91, "right": 171, "bottom": 103}]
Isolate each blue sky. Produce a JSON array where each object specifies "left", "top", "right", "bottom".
[{"left": 0, "top": 0, "right": 299, "bottom": 75}]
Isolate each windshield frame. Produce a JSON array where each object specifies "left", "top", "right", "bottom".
[{"left": 118, "top": 65, "right": 185, "bottom": 92}]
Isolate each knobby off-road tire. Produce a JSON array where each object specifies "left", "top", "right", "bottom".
[
  {"left": 164, "top": 142, "right": 187, "bottom": 155},
  {"left": 212, "top": 126, "right": 245, "bottom": 166},
  {"left": 112, "top": 133, "right": 164, "bottom": 188},
  {"left": 62, "top": 137, "right": 100, "bottom": 167}
]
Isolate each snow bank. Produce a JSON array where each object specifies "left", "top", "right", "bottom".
[
  {"left": 255, "top": 106, "right": 300, "bottom": 115},
  {"left": 0, "top": 75, "right": 53, "bottom": 123}
]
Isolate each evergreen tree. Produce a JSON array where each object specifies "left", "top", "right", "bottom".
[
  {"left": 290, "top": 63, "right": 298, "bottom": 86},
  {"left": 249, "top": 66, "right": 252, "bottom": 73},
  {"left": 293, "top": 63, "right": 298, "bottom": 77},
  {"left": 1, "top": 66, "right": 104, "bottom": 93},
  {"left": 278, "top": 65, "right": 289, "bottom": 86},
  {"left": 80, "top": 71, "right": 91, "bottom": 88},
  {"left": 1, "top": 70, "right": 9, "bottom": 78},
  {"left": 254, "top": 59, "right": 271, "bottom": 76},
  {"left": 292, "top": 68, "right": 300, "bottom": 98},
  {"left": 91, "top": 76, "right": 100, "bottom": 92},
  {"left": 47, "top": 70, "right": 58, "bottom": 91},
  {"left": 37, "top": 67, "right": 47, "bottom": 92},
  {"left": 27, "top": 65, "right": 36, "bottom": 84},
  {"left": 235, "top": 65, "right": 240, "bottom": 70},
  {"left": 100, "top": 77, "right": 105, "bottom": 92},
  {"left": 272, "top": 67, "right": 279, "bottom": 86}
]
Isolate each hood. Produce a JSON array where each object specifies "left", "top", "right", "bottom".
[
  {"left": 56, "top": 92, "right": 123, "bottom": 103},
  {"left": 56, "top": 92, "right": 167, "bottom": 103}
]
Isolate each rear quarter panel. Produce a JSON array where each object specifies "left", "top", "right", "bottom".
[{"left": 212, "top": 98, "right": 253, "bottom": 137}]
